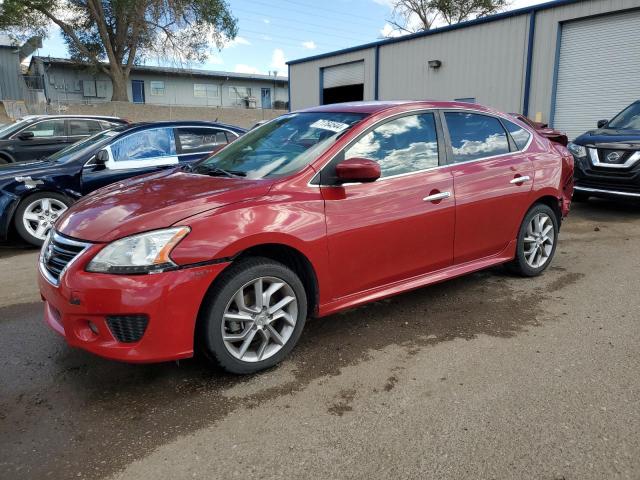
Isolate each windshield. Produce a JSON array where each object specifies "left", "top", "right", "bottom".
[
  {"left": 46, "top": 126, "right": 126, "bottom": 163},
  {"left": 0, "top": 119, "right": 29, "bottom": 138},
  {"left": 607, "top": 101, "right": 640, "bottom": 130},
  {"left": 192, "top": 112, "right": 366, "bottom": 179}
]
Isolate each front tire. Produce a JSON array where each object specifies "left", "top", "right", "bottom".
[
  {"left": 200, "top": 257, "right": 307, "bottom": 374},
  {"left": 506, "top": 203, "right": 559, "bottom": 277},
  {"left": 14, "top": 192, "right": 71, "bottom": 246}
]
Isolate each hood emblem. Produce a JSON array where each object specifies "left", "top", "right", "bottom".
[
  {"left": 43, "top": 242, "right": 54, "bottom": 263},
  {"left": 606, "top": 152, "right": 621, "bottom": 163},
  {"left": 15, "top": 176, "right": 44, "bottom": 189}
]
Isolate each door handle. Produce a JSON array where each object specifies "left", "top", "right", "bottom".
[
  {"left": 510, "top": 175, "right": 531, "bottom": 184},
  {"left": 423, "top": 191, "right": 451, "bottom": 202}
]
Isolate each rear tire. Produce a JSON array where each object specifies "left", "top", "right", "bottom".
[
  {"left": 14, "top": 192, "right": 71, "bottom": 246},
  {"left": 199, "top": 257, "right": 307, "bottom": 374},
  {"left": 506, "top": 203, "right": 559, "bottom": 277}
]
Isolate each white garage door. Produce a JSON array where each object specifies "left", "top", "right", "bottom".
[
  {"left": 323, "top": 61, "right": 364, "bottom": 88},
  {"left": 553, "top": 10, "right": 640, "bottom": 139}
]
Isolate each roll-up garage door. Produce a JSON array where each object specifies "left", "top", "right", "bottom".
[
  {"left": 323, "top": 61, "right": 364, "bottom": 88},
  {"left": 553, "top": 10, "right": 640, "bottom": 139}
]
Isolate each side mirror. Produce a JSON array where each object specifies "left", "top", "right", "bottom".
[
  {"left": 18, "top": 131, "right": 34, "bottom": 141},
  {"left": 597, "top": 119, "right": 608, "bottom": 129},
  {"left": 94, "top": 149, "right": 109, "bottom": 168},
  {"left": 335, "top": 158, "right": 381, "bottom": 183}
]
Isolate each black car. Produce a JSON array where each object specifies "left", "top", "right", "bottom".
[
  {"left": 0, "top": 115, "right": 128, "bottom": 164},
  {"left": 568, "top": 100, "right": 640, "bottom": 202},
  {"left": 0, "top": 120, "right": 245, "bottom": 245}
]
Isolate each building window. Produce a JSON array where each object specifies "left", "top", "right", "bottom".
[
  {"left": 150, "top": 81, "right": 165, "bottom": 96},
  {"left": 194, "top": 84, "right": 219, "bottom": 98},
  {"left": 229, "top": 86, "right": 252, "bottom": 103}
]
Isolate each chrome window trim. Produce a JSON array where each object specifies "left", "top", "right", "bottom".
[
  {"left": 39, "top": 231, "right": 92, "bottom": 287},
  {"left": 307, "top": 107, "right": 534, "bottom": 188},
  {"left": 587, "top": 148, "right": 640, "bottom": 169},
  {"left": 574, "top": 186, "right": 640, "bottom": 198}
]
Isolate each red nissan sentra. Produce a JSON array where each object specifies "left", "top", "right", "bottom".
[{"left": 38, "top": 101, "right": 574, "bottom": 374}]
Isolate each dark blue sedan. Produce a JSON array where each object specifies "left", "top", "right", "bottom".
[{"left": 0, "top": 121, "right": 245, "bottom": 245}]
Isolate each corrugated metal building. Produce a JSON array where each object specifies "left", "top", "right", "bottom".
[
  {"left": 288, "top": 0, "right": 640, "bottom": 139},
  {"left": 0, "top": 45, "right": 24, "bottom": 101},
  {"left": 27, "top": 57, "right": 289, "bottom": 109}
]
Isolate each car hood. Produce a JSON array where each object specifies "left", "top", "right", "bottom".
[
  {"left": 0, "top": 159, "right": 54, "bottom": 181},
  {"left": 56, "top": 168, "right": 273, "bottom": 242},
  {"left": 575, "top": 128, "right": 640, "bottom": 146}
]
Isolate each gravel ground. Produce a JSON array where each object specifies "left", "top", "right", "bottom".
[{"left": 0, "top": 200, "right": 638, "bottom": 480}]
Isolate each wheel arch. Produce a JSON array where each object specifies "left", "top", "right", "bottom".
[
  {"left": 529, "top": 193, "right": 562, "bottom": 226},
  {"left": 0, "top": 151, "right": 15, "bottom": 164}
]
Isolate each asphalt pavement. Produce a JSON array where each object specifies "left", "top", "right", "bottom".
[{"left": 1, "top": 200, "right": 639, "bottom": 480}]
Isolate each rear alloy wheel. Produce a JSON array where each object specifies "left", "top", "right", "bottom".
[
  {"left": 201, "top": 257, "right": 307, "bottom": 374},
  {"left": 506, "top": 203, "right": 559, "bottom": 277},
  {"left": 14, "top": 193, "right": 71, "bottom": 246}
]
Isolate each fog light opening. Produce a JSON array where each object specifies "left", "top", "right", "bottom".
[{"left": 88, "top": 321, "right": 99, "bottom": 334}]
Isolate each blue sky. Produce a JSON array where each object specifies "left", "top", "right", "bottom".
[{"left": 31, "top": 0, "right": 544, "bottom": 76}]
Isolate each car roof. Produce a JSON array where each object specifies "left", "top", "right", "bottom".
[
  {"left": 298, "top": 100, "right": 497, "bottom": 116},
  {"left": 119, "top": 120, "right": 247, "bottom": 133},
  {"left": 19, "top": 114, "right": 125, "bottom": 121}
]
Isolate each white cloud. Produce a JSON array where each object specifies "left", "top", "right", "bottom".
[
  {"left": 234, "top": 64, "right": 262, "bottom": 74},
  {"left": 380, "top": 23, "right": 404, "bottom": 38},
  {"left": 261, "top": 35, "right": 273, "bottom": 41},
  {"left": 263, "top": 18, "right": 271, "bottom": 24},
  {"left": 206, "top": 53, "right": 224, "bottom": 65},
  {"left": 270, "top": 48, "right": 287, "bottom": 73},
  {"left": 224, "top": 35, "right": 251, "bottom": 48},
  {"left": 302, "top": 40, "right": 317, "bottom": 50}
]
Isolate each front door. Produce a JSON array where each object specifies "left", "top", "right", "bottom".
[
  {"left": 442, "top": 111, "right": 534, "bottom": 264},
  {"left": 321, "top": 111, "right": 455, "bottom": 300},
  {"left": 131, "top": 80, "right": 145, "bottom": 104},
  {"left": 261, "top": 88, "right": 271, "bottom": 109},
  {"left": 11, "top": 118, "right": 68, "bottom": 162}
]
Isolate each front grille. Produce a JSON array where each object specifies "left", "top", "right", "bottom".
[
  {"left": 41, "top": 231, "right": 91, "bottom": 284},
  {"left": 106, "top": 315, "right": 149, "bottom": 343}
]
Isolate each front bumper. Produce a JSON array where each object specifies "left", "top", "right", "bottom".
[
  {"left": 38, "top": 244, "right": 229, "bottom": 363},
  {"left": 574, "top": 185, "right": 640, "bottom": 200}
]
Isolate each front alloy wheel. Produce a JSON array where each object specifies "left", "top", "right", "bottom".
[
  {"left": 14, "top": 193, "right": 71, "bottom": 246},
  {"left": 200, "top": 257, "right": 307, "bottom": 374}
]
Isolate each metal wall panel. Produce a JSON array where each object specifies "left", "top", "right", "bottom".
[
  {"left": 378, "top": 15, "right": 529, "bottom": 113},
  {"left": 553, "top": 9, "right": 640, "bottom": 139},
  {"left": 289, "top": 48, "right": 376, "bottom": 110},
  {"left": 528, "top": 0, "right": 640, "bottom": 124},
  {"left": 323, "top": 61, "right": 365, "bottom": 88},
  {"left": 0, "top": 47, "right": 24, "bottom": 100}
]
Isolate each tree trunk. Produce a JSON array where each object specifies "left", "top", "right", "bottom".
[{"left": 109, "top": 68, "right": 129, "bottom": 102}]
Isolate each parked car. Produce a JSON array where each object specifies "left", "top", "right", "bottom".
[
  {"left": 0, "top": 115, "right": 129, "bottom": 164},
  {"left": 567, "top": 100, "right": 640, "bottom": 201},
  {"left": 510, "top": 113, "right": 568, "bottom": 146},
  {"left": 0, "top": 120, "right": 246, "bottom": 245},
  {"left": 39, "top": 101, "right": 574, "bottom": 374}
]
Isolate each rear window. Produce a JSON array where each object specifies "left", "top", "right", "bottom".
[
  {"left": 503, "top": 119, "right": 531, "bottom": 150},
  {"left": 445, "top": 112, "right": 510, "bottom": 163}
]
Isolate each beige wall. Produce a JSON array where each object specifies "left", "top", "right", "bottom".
[
  {"left": 289, "top": 48, "right": 377, "bottom": 110},
  {"left": 378, "top": 15, "right": 528, "bottom": 113},
  {"left": 56, "top": 102, "right": 285, "bottom": 128}
]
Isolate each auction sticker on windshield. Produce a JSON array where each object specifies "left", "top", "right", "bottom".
[{"left": 310, "top": 119, "right": 350, "bottom": 133}]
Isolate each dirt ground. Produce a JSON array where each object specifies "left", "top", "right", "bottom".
[{"left": 0, "top": 200, "right": 638, "bottom": 480}]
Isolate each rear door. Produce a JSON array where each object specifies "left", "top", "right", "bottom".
[
  {"left": 175, "top": 127, "right": 238, "bottom": 163},
  {"left": 10, "top": 118, "right": 68, "bottom": 161},
  {"left": 81, "top": 126, "right": 179, "bottom": 194},
  {"left": 442, "top": 111, "right": 534, "bottom": 264},
  {"left": 321, "top": 111, "right": 455, "bottom": 299}
]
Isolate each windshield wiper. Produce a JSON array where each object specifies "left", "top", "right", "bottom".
[{"left": 195, "top": 165, "right": 246, "bottom": 178}]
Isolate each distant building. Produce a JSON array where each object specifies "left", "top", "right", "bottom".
[
  {"left": 27, "top": 56, "right": 289, "bottom": 109},
  {"left": 288, "top": 0, "right": 640, "bottom": 139}
]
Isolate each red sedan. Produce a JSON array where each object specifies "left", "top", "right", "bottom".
[{"left": 39, "top": 101, "right": 574, "bottom": 374}]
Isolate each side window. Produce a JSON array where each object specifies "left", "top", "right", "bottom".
[
  {"left": 444, "top": 112, "right": 510, "bottom": 163},
  {"left": 69, "top": 119, "right": 101, "bottom": 136},
  {"left": 176, "top": 128, "right": 228, "bottom": 153},
  {"left": 503, "top": 119, "right": 531, "bottom": 150},
  {"left": 21, "top": 119, "right": 66, "bottom": 138},
  {"left": 345, "top": 113, "right": 439, "bottom": 178},
  {"left": 110, "top": 127, "right": 176, "bottom": 162}
]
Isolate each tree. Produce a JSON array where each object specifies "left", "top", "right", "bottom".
[
  {"left": 384, "top": 0, "right": 508, "bottom": 35},
  {"left": 0, "top": 0, "right": 238, "bottom": 101}
]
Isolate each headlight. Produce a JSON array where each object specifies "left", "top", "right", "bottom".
[
  {"left": 86, "top": 227, "right": 190, "bottom": 274},
  {"left": 567, "top": 142, "right": 587, "bottom": 159}
]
